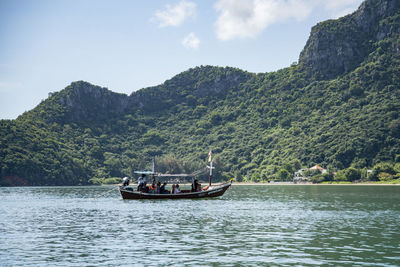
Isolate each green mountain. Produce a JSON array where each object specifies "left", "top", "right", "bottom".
[{"left": 1, "top": 0, "right": 400, "bottom": 186}]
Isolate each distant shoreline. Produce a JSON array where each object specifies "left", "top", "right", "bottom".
[
  {"left": 102, "top": 182, "right": 400, "bottom": 187},
  {"left": 232, "top": 182, "right": 400, "bottom": 186},
  {"left": 1, "top": 182, "right": 398, "bottom": 187}
]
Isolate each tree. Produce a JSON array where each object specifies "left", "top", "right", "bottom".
[
  {"left": 142, "top": 130, "right": 164, "bottom": 145},
  {"left": 377, "top": 172, "right": 394, "bottom": 181},
  {"left": 104, "top": 157, "right": 123, "bottom": 177},
  {"left": 371, "top": 162, "right": 395, "bottom": 181},
  {"left": 277, "top": 169, "right": 290, "bottom": 181},
  {"left": 334, "top": 167, "right": 361, "bottom": 182},
  {"left": 156, "top": 155, "right": 184, "bottom": 174},
  {"left": 344, "top": 167, "right": 361, "bottom": 182}
]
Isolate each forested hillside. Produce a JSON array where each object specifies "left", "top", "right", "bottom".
[{"left": 1, "top": 0, "right": 400, "bottom": 186}]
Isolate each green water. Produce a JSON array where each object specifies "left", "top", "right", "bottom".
[{"left": 1, "top": 185, "right": 399, "bottom": 266}]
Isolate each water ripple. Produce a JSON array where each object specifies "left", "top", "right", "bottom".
[{"left": 0, "top": 185, "right": 399, "bottom": 266}]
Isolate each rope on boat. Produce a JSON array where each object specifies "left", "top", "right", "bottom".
[
  {"left": 92, "top": 186, "right": 119, "bottom": 200},
  {"left": 191, "top": 167, "right": 208, "bottom": 176}
]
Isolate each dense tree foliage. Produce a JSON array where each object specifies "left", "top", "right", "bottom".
[{"left": 1, "top": 0, "right": 400, "bottom": 185}]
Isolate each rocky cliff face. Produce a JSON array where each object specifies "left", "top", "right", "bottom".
[
  {"left": 299, "top": 0, "right": 400, "bottom": 79},
  {"left": 127, "top": 66, "right": 252, "bottom": 113},
  {"left": 57, "top": 81, "right": 130, "bottom": 123},
  {"left": 43, "top": 66, "right": 252, "bottom": 124}
]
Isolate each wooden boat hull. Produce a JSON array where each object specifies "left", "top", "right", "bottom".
[{"left": 119, "top": 182, "right": 231, "bottom": 200}]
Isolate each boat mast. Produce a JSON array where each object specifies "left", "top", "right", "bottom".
[
  {"left": 152, "top": 155, "right": 156, "bottom": 173},
  {"left": 208, "top": 150, "right": 214, "bottom": 186},
  {"left": 152, "top": 155, "right": 156, "bottom": 183}
]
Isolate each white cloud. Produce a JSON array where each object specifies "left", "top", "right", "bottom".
[
  {"left": 214, "top": 0, "right": 364, "bottom": 41},
  {"left": 320, "top": 0, "right": 362, "bottom": 10},
  {"left": 214, "top": 0, "right": 312, "bottom": 41},
  {"left": 332, "top": 7, "right": 357, "bottom": 19},
  {"left": 152, "top": 0, "right": 196, "bottom": 27},
  {"left": 182, "top": 32, "right": 200, "bottom": 49},
  {"left": 319, "top": 0, "right": 363, "bottom": 18}
]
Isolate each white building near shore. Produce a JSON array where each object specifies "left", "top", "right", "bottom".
[{"left": 294, "top": 165, "right": 327, "bottom": 182}]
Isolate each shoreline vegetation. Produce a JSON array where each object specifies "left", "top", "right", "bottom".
[
  {"left": 102, "top": 180, "right": 400, "bottom": 187},
  {"left": 1, "top": 181, "right": 399, "bottom": 187},
  {"left": 232, "top": 181, "right": 400, "bottom": 185}
]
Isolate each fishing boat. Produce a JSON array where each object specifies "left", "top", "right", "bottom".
[
  {"left": 119, "top": 151, "right": 232, "bottom": 200},
  {"left": 119, "top": 180, "right": 232, "bottom": 200}
]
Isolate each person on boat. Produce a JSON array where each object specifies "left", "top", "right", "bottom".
[
  {"left": 142, "top": 182, "right": 149, "bottom": 193},
  {"left": 160, "top": 182, "right": 168, "bottom": 194},
  {"left": 174, "top": 184, "right": 181, "bottom": 194},
  {"left": 149, "top": 184, "right": 154, "bottom": 193},
  {"left": 156, "top": 181, "right": 161, "bottom": 194},
  {"left": 196, "top": 181, "right": 202, "bottom": 192},
  {"left": 171, "top": 184, "right": 176, "bottom": 194},
  {"left": 122, "top": 177, "right": 130, "bottom": 187},
  {"left": 137, "top": 174, "right": 146, "bottom": 191},
  {"left": 191, "top": 179, "right": 201, "bottom": 192},
  {"left": 149, "top": 182, "right": 156, "bottom": 193},
  {"left": 191, "top": 180, "right": 196, "bottom": 192}
]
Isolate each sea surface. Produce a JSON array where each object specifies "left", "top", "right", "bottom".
[{"left": 1, "top": 185, "right": 399, "bottom": 266}]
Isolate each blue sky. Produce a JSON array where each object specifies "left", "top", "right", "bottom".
[{"left": 0, "top": 0, "right": 363, "bottom": 119}]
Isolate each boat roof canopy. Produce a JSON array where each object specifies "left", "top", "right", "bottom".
[
  {"left": 134, "top": 171, "right": 194, "bottom": 177},
  {"left": 157, "top": 174, "right": 194, "bottom": 177},
  {"left": 134, "top": 171, "right": 154, "bottom": 175}
]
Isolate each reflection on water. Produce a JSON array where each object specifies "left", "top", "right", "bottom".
[{"left": 1, "top": 185, "right": 399, "bottom": 266}]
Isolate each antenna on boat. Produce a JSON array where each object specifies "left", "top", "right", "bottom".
[
  {"left": 207, "top": 150, "right": 215, "bottom": 186},
  {"left": 152, "top": 155, "right": 156, "bottom": 173}
]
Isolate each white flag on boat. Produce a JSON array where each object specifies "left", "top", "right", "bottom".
[{"left": 208, "top": 150, "right": 212, "bottom": 162}]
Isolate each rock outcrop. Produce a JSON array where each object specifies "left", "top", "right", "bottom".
[
  {"left": 299, "top": 0, "right": 400, "bottom": 79},
  {"left": 58, "top": 81, "right": 129, "bottom": 123}
]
